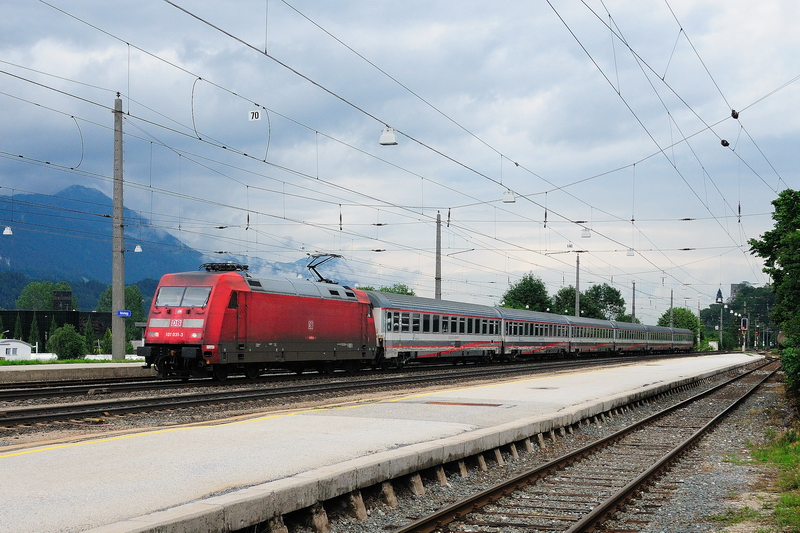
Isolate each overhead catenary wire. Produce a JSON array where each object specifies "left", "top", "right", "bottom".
[{"left": 1, "top": 0, "right": 788, "bottom": 314}]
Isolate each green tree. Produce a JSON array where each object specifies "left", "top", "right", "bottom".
[
  {"left": 46, "top": 324, "right": 86, "bottom": 360},
  {"left": 16, "top": 281, "right": 56, "bottom": 310},
  {"left": 500, "top": 273, "right": 552, "bottom": 312},
  {"left": 96, "top": 284, "right": 146, "bottom": 341},
  {"left": 583, "top": 284, "right": 626, "bottom": 320},
  {"left": 15, "top": 280, "right": 77, "bottom": 310},
  {"left": 48, "top": 315, "right": 58, "bottom": 346},
  {"left": 100, "top": 328, "right": 113, "bottom": 354},
  {"left": 13, "top": 313, "right": 23, "bottom": 340},
  {"left": 749, "top": 189, "right": 800, "bottom": 340},
  {"left": 552, "top": 286, "right": 577, "bottom": 316},
  {"left": 657, "top": 307, "right": 701, "bottom": 347},
  {"left": 361, "top": 283, "right": 416, "bottom": 296},
  {"left": 28, "top": 314, "right": 40, "bottom": 350},
  {"left": 551, "top": 285, "right": 607, "bottom": 319},
  {"left": 84, "top": 319, "right": 97, "bottom": 356}
]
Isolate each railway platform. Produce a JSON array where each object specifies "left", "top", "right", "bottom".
[
  {"left": 0, "top": 361, "right": 153, "bottom": 383},
  {"left": 0, "top": 352, "right": 763, "bottom": 533}
]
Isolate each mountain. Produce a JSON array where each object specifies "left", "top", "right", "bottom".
[
  {"left": 0, "top": 185, "right": 204, "bottom": 283},
  {"left": 0, "top": 186, "right": 359, "bottom": 304}
]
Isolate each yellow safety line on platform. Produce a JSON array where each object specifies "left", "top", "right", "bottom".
[{"left": 0, "top": 405, "right": 325, "bottom": 459}]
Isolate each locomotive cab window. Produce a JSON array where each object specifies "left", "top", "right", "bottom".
[{"left": 155, "top": 286, "right": 212, "bottom": 307}]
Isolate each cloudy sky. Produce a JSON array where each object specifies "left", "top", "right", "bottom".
[{"left": 0, "top": 0, "right": 796, "bottom": 322}]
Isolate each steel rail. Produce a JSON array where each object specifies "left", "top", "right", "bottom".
[{"left": 566, "top": 361, "right": 778, "bottom": 532}]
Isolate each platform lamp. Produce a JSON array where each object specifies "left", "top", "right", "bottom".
[{"left": 379, "top": 127, "right": 398, "bottom": 146}]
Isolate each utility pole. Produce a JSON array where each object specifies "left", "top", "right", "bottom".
[
  {"left": 669, "top": 289, "right": 674, "bottom": 328},
  {"left": 631, "top": 281, "right": 635, "bottom": 322},
  {"left": 435, "top": 211, "right": 441, "bottom": 299},
  {"left": 574, "top": 253, "right": 580, "bottom": 317},
  {"left": 112, "top": 94, "right": 125, "bottom": 360},
  {"left": 716, "top": 288, "right": 724, "bottom": 351}
]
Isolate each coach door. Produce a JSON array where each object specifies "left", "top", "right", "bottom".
[{"left": 235, "top": 291, "right": 248, "bottom": 351}]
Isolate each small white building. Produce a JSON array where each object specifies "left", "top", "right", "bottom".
[{"left": 0, "top": 339, "right": 34, "bottom": 360}]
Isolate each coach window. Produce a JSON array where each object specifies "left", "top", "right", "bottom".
[
  {"left": 400, "top": 312, "right": 410, "bottom": 332},
  {"left": 432, "top": 314, "right": 440, "bottom": 333},
  {"left": 467, "top": 318, "right": 473, "bottom": 334},
  {"left": 451, "top": 317, "right": 458, "bottom": 334},
  {"left": 441, "top": 316, "right": 449, "bottom": 333},
  {"left": 412, "top": 313, "right": 420, "bottom": 332},
  {"left": 422, "top": 314, "right": 430, "bottom": 333}
]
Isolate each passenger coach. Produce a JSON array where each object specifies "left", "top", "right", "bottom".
[{"left": 366, "top": 291, "right": 503, "bottom": 366}]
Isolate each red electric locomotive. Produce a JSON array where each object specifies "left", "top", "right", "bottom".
[{"left": 138, "top": 263, "right": 377, "bottom": 380}]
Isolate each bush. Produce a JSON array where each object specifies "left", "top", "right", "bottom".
[
  {"left": 46, "top": 324, "right": 87, "bottom": 360},
  {"left": 781, "top": 338, "right": 800, "bottom": 395}
]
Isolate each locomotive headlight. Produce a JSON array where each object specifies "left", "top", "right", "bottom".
[{"left": 190, "top": 332, "right": 202, "bottom": 339}]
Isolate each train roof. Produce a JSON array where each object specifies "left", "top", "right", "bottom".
[
  {"left": 497, "top": 307, "right": 572, "bottom": 324},
  {"left": 161, "top": 269, "right": 362, "bottom": 302},
  {"left": 246, "top": 276, "right": 361, "bottom": 301},
  {"left": 365, "top": 291, "right": 502, "bottom": 319}
]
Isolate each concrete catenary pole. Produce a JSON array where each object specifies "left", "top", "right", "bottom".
[
  {"left": 112, "top": 95, "right": 125, "bottom": 360},
  {"left": 435, "top": 211, "right": 441, "bottom": 299},
  {"left": 574, "top": 253, "right": 580, "bottom": 317},
  {"left": 669, "top": 289, "right": 674, "bottom": 328}
]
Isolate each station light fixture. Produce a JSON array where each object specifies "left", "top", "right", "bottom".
[{"left": 379, "top": 127, "right": 398, "bottom": 146}]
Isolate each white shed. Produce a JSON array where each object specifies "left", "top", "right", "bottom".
[{"left": 0, "top": 339, "right": 33, "bottom": 360}]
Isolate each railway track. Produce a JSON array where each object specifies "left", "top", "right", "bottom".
[
  {"left": 393, "top": 359, "right": 778, "bottom": 533},
  {"left": 0, "top": 351, "right": 705, "bottom": 402},
  {"left": 0, "top": 353, "right": 709, "bottom": 427}
]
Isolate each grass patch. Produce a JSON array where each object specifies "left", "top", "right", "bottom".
[
  {"left": 750, "top": 427, "right": 800, "bottom": 530},
  {"left": 723, "top": 452, "right": 752, "bottom": 465},
  {"left": 709, "top": 506, "right": 762, "bottom": 526}
]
